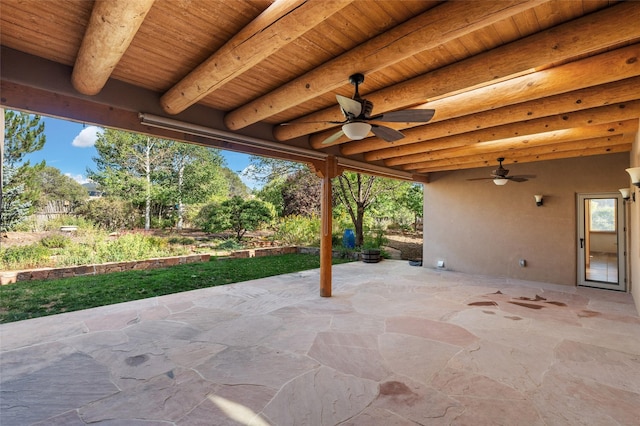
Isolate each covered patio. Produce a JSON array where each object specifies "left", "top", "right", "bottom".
[{"left": 2, "top": 261, "right": 638, "bottom": 425}]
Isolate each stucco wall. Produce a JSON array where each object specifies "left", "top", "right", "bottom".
[{"left": 423, "top": 153, "right": 630, "bottom": 287}]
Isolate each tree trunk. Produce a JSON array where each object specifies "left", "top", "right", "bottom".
[
  {"left": 177, "top": 163, "right": 184, "bottom": 230},
  {"left": 355, "top": 203, "right": 365, "bottom": 246},
  {"left": 144, "top": 138, "right": 151, "bottom": 231}
]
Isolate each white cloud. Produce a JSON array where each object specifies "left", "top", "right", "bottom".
[
  {"left": 65, "top": 173, "right": 91, "bottom": 185},
  {"left": 71, "top": 126, "right": 102, "bottom": 148}
]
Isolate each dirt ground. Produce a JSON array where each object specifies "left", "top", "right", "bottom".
[
  {"left": 383, "top": 232, "right": 423, "bottom": 260},
  {"left": 1, "top": 229, "right": 423, "bottom": 260}
]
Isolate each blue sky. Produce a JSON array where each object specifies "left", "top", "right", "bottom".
[{"left": 25, "top": 115, "right": 258, "bottom": 188}]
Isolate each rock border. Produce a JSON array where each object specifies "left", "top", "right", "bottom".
[{"left": 0, "top": 246, "right": 359, "bottom": 285}]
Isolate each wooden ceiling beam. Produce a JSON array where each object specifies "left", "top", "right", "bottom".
[
  {"left": 323, "top": 42, "right": 640, "bottom": 150},
  {"left": 72, "top": 0, "right": 155, "bottom": 95},
  {"left": 415, "top": 143, "right": 633, "bottom": 174},
  {"left": 285, "top": 1, "right": 640, "bottom": 143},
  {"left": 160, "top": 0, "right": 353, "bottom": 115},
  {"left": 364, "top": 99, "right": 640, "bottom": 162},
  {"left": 340, "top": 76, "right": 640, "bottom": 156},
  {"left": 227, "top": 0, "right": 548, "bottom": 132},
  {"left": 410, "top": 134, "right": 633, "bottom": 172},
  {"left": 392, "top": 119, "right": 638, "bottom": 168}
]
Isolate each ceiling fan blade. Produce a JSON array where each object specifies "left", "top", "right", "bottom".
[
  {"left": 336, "top": 94, "right": 362, "bottom": 117},
  {"left": 321, "top": 129, "right": 345, "bottom": 145},
  {"left": 280, "top": 119, "right": 345, "bottom": 126},
  {"left": 467, "top": 177, "right": 495, "bottom": 181},
  {"left": 372, "top": 109, "right": 435, "bottom": 123},
  {"left": 371, "top": 124, "right": 404, "bottom": 142},
  {"left": 509, "top": 174, "right": 536, "bottom": 182}
]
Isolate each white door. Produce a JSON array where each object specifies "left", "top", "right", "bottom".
[{"left": 577, "top": 193, "right": 626, "bottom": 291}]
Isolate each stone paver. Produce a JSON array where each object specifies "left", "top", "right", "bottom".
[{"left": 1, "top": 261, "right": 639, "bottom": 425}]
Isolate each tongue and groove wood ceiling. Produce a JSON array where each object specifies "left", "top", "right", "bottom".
[{"left": 1, "top": 0, "right": 639, "bottom": 180}]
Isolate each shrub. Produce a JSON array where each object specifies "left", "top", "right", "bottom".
[
  {"left": 195, "top": 197, "right": 273, "bottom": 241},
  {"left": 273, "top": 215, "right": 320, "bottom": 246},
  {"left": 0, "top": 244, "right": 52, "bottom": 270},
  {"left": 94, "top": 233, "right": 173, "bottom": 262},
  {"left": 76, "top": 198, "right": 138, "bottom": 231},
  {"left": 40, "top": 234, "right": 71, "bottom": 248},
  {"left": 168, "top": 236, "right": 195, "bottom": 245},
  {"left": 362, "top": 227, "right": 388, "bottom": 249},
  {"left": 216, "top": 239, "right": 244, "bottom": 251}
]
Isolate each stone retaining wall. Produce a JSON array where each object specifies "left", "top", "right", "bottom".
[
  {"left": 230, "top": 246, "right": 298, "bottom": 258},
  {"left": 0, "top": 246, "right": 355, "bottom": 285},
  {"left": 0, "top": 254, "right": 211, "bottom": 285}
]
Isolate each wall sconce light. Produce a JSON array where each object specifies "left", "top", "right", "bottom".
[
  {"left": 342, "top": 122, "right": 371, "bottom": 140},
  {"left": 626, "top": 167, "right": 640, "bottom": 187},
  {"left": 619, "top": 187, "right": 635, "bottom": 202},
  {"left": 534, "top": 194, "right": 543, "bottom": 206}
]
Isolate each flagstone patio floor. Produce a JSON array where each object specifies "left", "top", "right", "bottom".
[{"left": 1, "top": 260, "right": 639, "bottom": 425}]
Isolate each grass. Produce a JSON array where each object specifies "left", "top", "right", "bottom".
[{"left": 0, "top": 254, "right": 352, "bottom": 324}]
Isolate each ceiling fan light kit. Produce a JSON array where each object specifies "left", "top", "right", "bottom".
[
  {"left": 493, "top": 178, "right": 509, "bottom": 186},
  {"left": 342, "top": 122, "right": 371, "bottom": 140}
]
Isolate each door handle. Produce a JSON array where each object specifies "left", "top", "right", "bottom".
[{"left": 580, "top": 238, "right": 584, "bottom": 248}]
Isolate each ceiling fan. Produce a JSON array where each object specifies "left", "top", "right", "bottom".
[
  {"left": 467, "top": 157, "right": 535, "bottom": 185},
  {"left": 317, "top": 73, "right": 435, "bottom": 145}
]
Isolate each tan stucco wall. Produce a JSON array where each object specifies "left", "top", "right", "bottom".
[
  {"left": 630, "top": 126, "right": 640, "bottom": 313},
  {"left": 423, "top": 153, "right": 630, "bottom": 287}
]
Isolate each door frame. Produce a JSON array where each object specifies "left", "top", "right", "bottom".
[{"left": 577, "top": 192, "right": 626, "bottom": 291}]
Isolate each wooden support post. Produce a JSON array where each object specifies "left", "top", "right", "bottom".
[{"left": 311, "top": 156, "right": 340, "bottom": 297}]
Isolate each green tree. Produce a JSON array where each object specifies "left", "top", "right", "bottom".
[
  {"left": 162, "top": 143, "right": 227, "bottom": 230},
  {"left": 400, "top": 183, "right": 423, "bottom": 231},
  {"left": 244, "top": 156, "right": 304, "bottom": 185},
  {"left": 3, "top": 110, "right": 46, "bottom": 168},
  {"left": 88, "top": 129, "right": 173, "bottom": 230},
  {"left": 221, "top": 167, "right": 251, "bottom": 198},
  {"left": 334, "top": 172, "right": 407, "bottom": 246},
  {"left": 282, "top": 168, "right": 321, "bottom": 217},
  {"left": 34, "top": 166, "right": 88, "bottom": 208},
  {"left": 76, "top": 198, "right": 138, "bottom": 231},
  {"left": 1, "top": 165, "right": 31, "bottom": 233},
  {"left": 2, "top": 110, "right": 47, "bottom": 217},
  {"left": 196, "top": 196, "right": 273, "bottom": 241},
  {"left": 334, "top": 172, "right": 375, "bottom": 246},
  {"left": 255, "top": 175, "right": 286, "bottom": 217}
]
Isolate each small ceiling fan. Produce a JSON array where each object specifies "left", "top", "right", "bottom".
[
  {"left": 467, "top": 157, "right": 535, "bottom": 185},
  {"left": 317, "top": 73, "right": 435, "bottom": 145}
]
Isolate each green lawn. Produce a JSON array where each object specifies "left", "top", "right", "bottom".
[{"left": 0, "top": 254, "right": 352, "bottom": 323}]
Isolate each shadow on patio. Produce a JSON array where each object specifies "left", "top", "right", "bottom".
[{"left": 1, "top": 261, "right": 639, "bottom": 425}]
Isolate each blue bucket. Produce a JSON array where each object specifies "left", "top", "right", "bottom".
[{"left": 343, "top": 229, "right": 355, "bottom": 249}]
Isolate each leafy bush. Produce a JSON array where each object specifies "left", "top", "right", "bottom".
[
  {"left": 167, "top": 236, "right": 196, "bottom": 245},
  {"left": 76, "top": 198, "right": 138, "bottom": 231},
  {"left": 42, "top": 216, "right": 97, "bottom": 232},
  {"left": 273, "top": 215, "right": 320, "bottom": 246},
  {"left": 216, "top": 239, "right": 244, "bottom": 251},
  {"left": 40, "top": 234, "right": 71, "bottom": 248},
  {"left": 195, "top": 196, "right": 273, "bottom": 241},
  {"left": 94, "top": 234, "right": 172, "bottom": 262},
  {"left": 0, "top": 244, "right": 51, "bottom": 270},
  {"left": 362, "top": 228, "right": 388, "bottom": 249}
]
